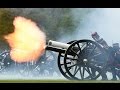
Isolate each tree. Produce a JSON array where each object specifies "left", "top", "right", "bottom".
[
  {"left": 0, "top": 8, "right": 95, "bottom": 44},
  {"left": 4, "top": 8, "right": 77, "bottom": 41},
  {"left": 0, "top": 9, "right": 15, "bottom": 50}
]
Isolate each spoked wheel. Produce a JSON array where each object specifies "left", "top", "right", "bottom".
[
  {"left": 18, "top": 50, "right": 58, "bottom": 77},
  {"left": 17, "top": 61, "right": 39, "bottom": 77},
  {"left": 64, "top": 39, "right": 108, "bottom": 80},
  {"left": 58, "top": 40, "right": 77, "bottom": 80},
  {"left": 42, "top": 50, "right": 58, "bottom": 76}
]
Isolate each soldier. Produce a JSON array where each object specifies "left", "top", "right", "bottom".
[
  {"left": 91, "top": 32, "right": 109, "bottom": 49},
  {"left": 112, "top": 43, "right": 120, "bottom": 79},
  {"left": 113, "top": 43, "right": 120, "bottom": 64},
  {"left": 91, "top": 32, "right": 109, "bottom": 80},
  {"left": 91, "top": 32, "right": 118, "bottom": 80}
]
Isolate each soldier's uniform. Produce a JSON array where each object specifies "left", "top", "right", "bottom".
[
  {"left": 91, "top": 32, "right": 108, "bottom": 80},
  {"left": 91, "top": 32, "right": 120, "bottom": 80}
]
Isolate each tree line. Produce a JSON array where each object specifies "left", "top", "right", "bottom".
[{"left": 0, "top": 8, "right": 95, "bottom": 50}]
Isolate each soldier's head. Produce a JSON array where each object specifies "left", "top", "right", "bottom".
[{"left": 91, "top": 32, "right": 100, "bottom": 41}]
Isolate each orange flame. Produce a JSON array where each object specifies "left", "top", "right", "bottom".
[{"left": 4, "top": 16, "right": 46, "bottom": 63}]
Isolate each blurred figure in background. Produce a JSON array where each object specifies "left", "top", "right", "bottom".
[{"left": 91, "top": 32, "right": 120, "bottom": 80}]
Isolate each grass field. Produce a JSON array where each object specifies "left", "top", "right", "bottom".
[
  {"left": 0, "top": 72, "right": 119, "bottom": 83},
  {"left": 0, "top": 79, "right": 120, "bottom": 83}
]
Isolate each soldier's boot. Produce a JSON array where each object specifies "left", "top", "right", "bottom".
[
  {"left": 111, "top": 73, "right": 117, "bottom": 80},
  {"left": 111, "top": 68, "right": 117, "bottom": 80},
  {"left": 101, "top": 71, "right": 108, "bottom": 80},
  {"left": 111, "top": 77, "right": 117, "bottom": 80},
  {"left": 101, "top": 74, "right": 108, "bottom": 80}
]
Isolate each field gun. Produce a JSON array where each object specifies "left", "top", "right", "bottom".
[{"left": 45, "top": 39, "right": 108, "bottom": 80}]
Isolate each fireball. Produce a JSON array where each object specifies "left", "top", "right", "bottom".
[{"left": 4, "top": 16, "right": 46, "bottom": 63}]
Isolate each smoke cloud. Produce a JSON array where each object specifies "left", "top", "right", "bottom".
[{"left": 59, "top": 8, "right": 120, "bottom": 47}]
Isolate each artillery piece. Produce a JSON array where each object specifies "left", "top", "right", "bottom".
[{"left": 46, "top": 39, "right": 108, "bottom": 80}]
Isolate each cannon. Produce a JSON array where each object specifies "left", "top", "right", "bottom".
[{"left": 45, "top": 39, "right": 109, "bottom": 80}]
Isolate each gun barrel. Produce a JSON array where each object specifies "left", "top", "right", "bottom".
[
  {"left": 46, "top": 40, "right": 78, "bottom": 55},
  {"left": 48, "top": 40, "right": 70, "bottom": 49}
]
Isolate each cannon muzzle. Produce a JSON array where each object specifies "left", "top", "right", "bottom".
[
  {"left": 48, "top": 40, "right": 70, "bottom": 49},
  {"left": 46, "top": 40, "right": 78, "bottom": 55},
  {"left": 46, "top": 40, "right": 71, "bottom": 53}
]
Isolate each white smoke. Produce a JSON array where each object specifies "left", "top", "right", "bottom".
[
  {"left": 74, "top": 8, "right": 120, "bottom": 46},
  {"left": 59, "top": 8, "right": 120, "bottom": 46}
]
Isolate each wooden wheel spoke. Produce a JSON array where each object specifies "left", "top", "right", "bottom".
[
  {"left": 76, "top": 43, "right": 82, "bottom": 52},
  {"left": 89, "top": 53, "right": 102, "bottom": 59},
  {"left": 85, "top": 66, "right": 93, "bottom": 79},
  {"left": 73, "top": 66, "right": 79, "bottom": 76},
  {"left": 67, "top": 63, "right": 78, "bottom": 70},
  {"left": 60, "top": 62, "right": 71, "bottom": 66},
  {"left": 79, "top": 66, "right": 84, "bottom": 79},
  {"left": 66, "top": 57, "right": 77, "bottom": 60},
  {"left": 88, "top": 45, "right": 97, "bottom": 57},
  {"left": 82, "top": 66, "right": 85, "bottom": 78},
  {"left": 71, "top": 49, "right": 79, "bottom": 57}
]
